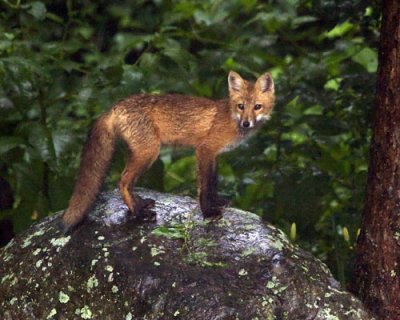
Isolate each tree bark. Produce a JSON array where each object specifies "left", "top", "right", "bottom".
[{"left": 352, "top": 1, "right": 400, "bottom": 319}]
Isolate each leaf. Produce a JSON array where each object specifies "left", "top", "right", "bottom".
[
  {"left": 138, "top": 53, "right": 159, "bottom": 70},
  {"left": 290, "top": 222, "right": 296, "bottom": 241},
  {"left": 0, "top": 136, "right": 26, "bottom": 154},
  {"left": 324, "top": 78, "right": 342, "bottom": 91},
  {"left": 52, "top": 130, "right": 75, "bottom": 158},
  {"left": 152, "top": 226, "right": 185, "bottom": 239},
  {"left": 292, "top": 16, "right": 318, "bottom": 28},
  {"left": 27, "top": 124, "right": 57, "bottom": 163},
  {"left": 45, "top": 12, "right": 63, "bottom": 24},
  {"left": 28, "top": 2, "right": 47, "bottom": 21},
  {"left": 351, "top": 47, "right": 378, "bottom": 73},
  {"left": 164, "top": 155, "right": 196, "bottom": 192},
  {"left": 59, "top": 61, "right": 82, "bottom": 73},
  {"left": 162, "top": 46, "right": 192, "bottom": 71},
  {"left": 193, "top": 9, "right": 228, "bottom": 26},
  {"left": 324, "top": 20, "right": 355, "bottom": 39},
  {"left": 121, "top": 65, "right": 143, "bottom": 90},
  {"left": 78, "top": 88, "right": 92, "bottom": 103},
  {"left": 0, "top": 97, "right": 14, "bottom": 110},
  {"left": 174, "top": 2, "right": 196, "bottom": 18}
]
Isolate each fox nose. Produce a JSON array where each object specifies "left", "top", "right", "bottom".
[{"left": 242, "top": 120, "right": 250, "bottom": 128}]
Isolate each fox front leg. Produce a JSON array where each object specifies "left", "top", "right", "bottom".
[{"left": 195, "top": 147, "right": 224, "bottom": 219}]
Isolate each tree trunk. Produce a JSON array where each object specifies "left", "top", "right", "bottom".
[{"left": 352, "top": 0, "right": 400, "bottom": 319}]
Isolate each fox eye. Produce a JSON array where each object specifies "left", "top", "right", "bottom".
[
  {"left": 254, "top": 104, "right": 262, "bottom": 110},
  {"left": 237, "top": 104, "right": 245, "bottom": 110}
]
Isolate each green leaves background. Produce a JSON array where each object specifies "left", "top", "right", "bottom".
[{"left": 0, "top": 0, "right": 379, "bottom": 284}]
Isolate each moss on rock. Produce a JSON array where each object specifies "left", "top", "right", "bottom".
[{"left": 0, "top": 190, "right": 374, "bottom": 319}]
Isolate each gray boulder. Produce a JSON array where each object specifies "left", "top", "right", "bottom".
[{"left": 0, "top": 189, "right": 374, "bottom": 319}]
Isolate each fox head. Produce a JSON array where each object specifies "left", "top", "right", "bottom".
[{"left": 228, "top": 71, "right": 275, "bottom": 129}]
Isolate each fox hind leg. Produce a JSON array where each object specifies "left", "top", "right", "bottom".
[{"left": 119, "top": 140, "right": 160, "bottom": 220}]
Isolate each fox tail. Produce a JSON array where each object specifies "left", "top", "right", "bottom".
[{"left": 62, "top": 112, "right": 116, "bottom": 232}]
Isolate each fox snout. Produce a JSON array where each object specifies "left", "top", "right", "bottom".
[
  {"left": 241, "top": 120, "right": 251, "bottom": 128},
  {"left": 233, "top": 104, "right": 271, "bottom": 129},
  {"left": 240, "top": 119, "right": 253, "bottom": 128},
  {"left": 238, "top": 114, "right": 269, "bottom": 129}
]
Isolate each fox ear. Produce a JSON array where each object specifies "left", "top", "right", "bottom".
[
  {"left": 256, "top": 72, "right": 274, "bottom": 93},
  {"left": 228, "top": 71, "right": 244, "bottom": 93}
]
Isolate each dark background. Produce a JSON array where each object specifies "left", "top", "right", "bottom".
[{"left": 0, "top": 0, "right": 381, "bottom": 285}]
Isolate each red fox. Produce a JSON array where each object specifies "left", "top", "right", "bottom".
[{"left": 62, "top": 71, "right": 275, "bottom": 231}]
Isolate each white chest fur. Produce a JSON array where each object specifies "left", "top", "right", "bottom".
[
  {"left": 219, "top": 129, "right": 257, "bottom": 154},
  {"left": 219, "top": 139, "right": 246, "bottom": 154}
]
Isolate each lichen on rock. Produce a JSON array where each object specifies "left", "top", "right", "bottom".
[{"left": 0, "top": 189, "right": 374, "bottom": 319}]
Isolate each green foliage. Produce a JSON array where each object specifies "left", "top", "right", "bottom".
[
  {"left": 0, "top": 0, "right": 380, "bottom": 284},
  {"left": 152, "top": 210, "right": 226, "bottom": 267}
]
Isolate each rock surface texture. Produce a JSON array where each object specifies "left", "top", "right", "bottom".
[{"left": 0, "top": 189, "right": 374, "bottom": 320}]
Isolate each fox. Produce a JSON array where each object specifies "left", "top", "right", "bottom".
[{"left": 62, "top": 71, "right": 275, "bottom": 232}]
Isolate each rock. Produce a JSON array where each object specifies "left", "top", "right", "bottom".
[{"left": 0, "top": 189, "right": 374, "bottom": 320}]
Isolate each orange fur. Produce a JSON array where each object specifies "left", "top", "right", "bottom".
[{"left": 62, "top": 71, "right": 275, "bottom": 231}]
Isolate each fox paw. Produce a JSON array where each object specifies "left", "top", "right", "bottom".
[
  {"left": 138, "top": 197, "right": 156, "bottom": 209},
  {"left": 214, "top": 197, "right": 230, "bottom": 208},
  {"left": 202, "top": 207, "right": 224, "bottom": 220},
  {"left": 135, "top": 197, "right": 156, "bottom": 222},
  {"left": 136, "top": 207, "right": 157, "bottom": 222}
]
